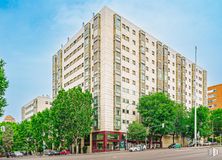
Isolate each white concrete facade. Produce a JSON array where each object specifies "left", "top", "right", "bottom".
[
  {"left": 21, "top": 96, "right": 52, "bottom": 121},
  {"left": 52, "top": 6, "right": 207, "bottom": 133}
]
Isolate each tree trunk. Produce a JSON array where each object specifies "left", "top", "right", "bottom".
[
  {"left": 173, "top": 133, "right": 175, "bottom": 144},
  {"left": 74, "top": 138, "right": 79, "bottom": 154},
  {"left": 150, "top": 137, "right": 153, "bottom": 149},
  {"left": 160, "top": 136, "right": 163, "bottom": 148},
  {"left": 182, "top": 135, "right": 185, "bottom": 146}
]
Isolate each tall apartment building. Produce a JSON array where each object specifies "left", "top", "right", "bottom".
[
  {"left": 208, "top": 84, "right": 222, "bottom": 110},
  {"left": 21, "top": 95, "right": 52, "bottom": 121},
  {"left": 52, "top": 6, "right": 207, "bottom": 152},
  {"left": 52, "top": 49, "right": 63, "bottom": 99}
]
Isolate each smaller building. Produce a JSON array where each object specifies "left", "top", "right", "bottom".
[
  {"left": 21, "top": 95, "right": 52, "bottom": 121},
  {"left": 3, "top": 115, "right": 16, "bottom": 123},
  {"left": 208, "top": 84, "right": 222, "bottom": 110}
]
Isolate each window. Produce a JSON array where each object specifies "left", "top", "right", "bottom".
[
  {"left": 122, "top": 109, "right": 125, "bottom": 113},
  {"left": 132, "top": 30, "right": 136, "bottom": 35},
  {"left": 122, "top": 34, "right": 129, "bottom": 41},
  {"left": 132, "top": 40, "right": 136, "bottom": 45},
  {"left": 152, "top": 51, "right": 155, "bottom": 56},
  {"left": 132, "top": 101, "right": 136, "bottom": 105},
  {"left": 116, "top": 84, "right": 121, "bottom": 94},
  {"left": 132, "top": 50, "right": 136, "bottom": 55},
  {"left": 126, "top": 110, "right": 129, "bottom": 114},
  {"left": 132, "top": 60, "right": 136, "bottom": 65},
  {"left": 132, "top": 70, "right": 136, "bottom": 75},
  {"left": 133, "top": 111, "right": 136, "bottom": 115},
  {"left": 126, "top": 26, "right": 129, "bottom": 31},
  {"left": 122, "top": 23, "right": 126, "bottom": 29},
  {"left": 133, "top": 80, "right": 136, "bottom": 85},
  {"left": 116, "top": 96, "right": 121, "bottom": 105},
  {"left": 152, "top": 41, "right": 155, "bottom": 46}
]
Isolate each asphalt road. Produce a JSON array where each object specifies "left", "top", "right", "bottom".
[{"left": 2, "top": 147, "right": 222, "bottom": 160}]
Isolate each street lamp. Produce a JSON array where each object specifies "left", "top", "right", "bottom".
[{"left": 194, "top": 46, "right": 197, "bottom": 147}]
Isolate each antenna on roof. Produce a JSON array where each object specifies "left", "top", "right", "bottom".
[
  {"left": 93, "top": 12, "right": 95, "bottom": 17},
  {"left": 82, "top": 22, "right": 85, "bottom": 27}
]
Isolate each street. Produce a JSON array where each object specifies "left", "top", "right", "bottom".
[{"left": 2, "top": 147, "right": 222, "bottom": 160}]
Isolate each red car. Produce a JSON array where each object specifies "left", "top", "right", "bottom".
[{"left": 59, "top": 150, "right": 71, "bottom": 155}]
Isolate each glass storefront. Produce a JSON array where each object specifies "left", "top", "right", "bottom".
[
  {"left": 97, "top": 142, "right": 103, "bottom": 150},
  {"left": 92, "top": 131, "right": 123, "bottom": 152}
]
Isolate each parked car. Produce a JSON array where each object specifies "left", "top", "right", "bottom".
[
  {"left": 203, "top": 141, "right": 211, "bottom": 146},
  {"left": 14, "top": 151, "right": 23, "bottom": 157},
  {"left": 59, "top": 150, "right": 71, "bottom": 155},
  {"left": 129, "top": 145, "right": 141, "bottom": 152},
  {"left": 137, "top": 145, "right": 146, "bottom": 151},
  {"left": 188, "top": 141, "right": 202, "bottom": 147},
  {"left": 211, "top": 142, "right": 218, "bottom": 145},
  {"left": 46, "top": 150, "right": 60, "bottom": 156},
  {"left": 168, "top": 143, "right": 176, "bottom": 149},
  {"left": 44, "top": 149, "right": 51, "bottom": 155},
  {"left": 5, "top": 152, "right": 15, "bottom": 158},
  {"left": 168, "top": 143, "right": 181, "bottom": 149}
]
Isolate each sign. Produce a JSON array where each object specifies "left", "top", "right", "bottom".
[
  {"left": 120, "top": 141, "right": 125, "bottom": 149},
  {"left": 208, "top": 148, "right": 219, "bottom": 157}
]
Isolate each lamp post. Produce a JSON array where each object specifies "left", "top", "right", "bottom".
[{"left": 194, "top": 46, "right": 197, "bottom": 147}]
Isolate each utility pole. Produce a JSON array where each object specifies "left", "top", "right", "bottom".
[{"left": 194, "top": 46, "right": 197, "bottom": 147}]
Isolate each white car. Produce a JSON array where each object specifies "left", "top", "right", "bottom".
[
  {"left": 129, "top": 146, "right": 141, "bottom": 152},
  {"left": 14, "top": 151, "right": 23, "bottom": 157},
  {"left": 203, "top": 142, "right": 211, "bottom": 146}
]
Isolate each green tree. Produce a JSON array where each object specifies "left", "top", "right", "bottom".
[
  {"left": 13, "top": 120, "right": 33, "bottom": 152},
  {"left": 187, "top": 106, "right": 211, "bottom": 139},
  {"left": 0, "top": 59, "right": 9, "bottom": 116},
  {"left": 51, "top": 87, "right": 93, "bottom": 153},
  {"left": 127, "top": 121, "right": 147, "bottom": 141},
  {"left": 2, "top": 124, "right": 14, "bottom": 152},
  {"left": 51, "top": 89, "right": 69, "bottom": 150},
  {"left": 138, "top": 92, "right": 176, "bottom": 137},
  {"left": 210, "top": 109, "right": 222, "bottom": 137},
  {"left": 31, "top": 112, "right": 45, "bottom": 153},
  {"left": 172, "top": 103, "right": 189, "bottom": 143},
  {"left": 41, "top": 109, "right": 54, "bottom": 150}
]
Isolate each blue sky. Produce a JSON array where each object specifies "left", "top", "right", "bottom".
[{"left": 0, "top": 0, "right": 222, "bottom": 121}]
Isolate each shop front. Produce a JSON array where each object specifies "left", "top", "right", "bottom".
[{"left": 92, "top": 131, "right": 125, "bottom": 152}]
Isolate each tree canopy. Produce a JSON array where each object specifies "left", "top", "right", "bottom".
[
  {"left": 138, "top": 92, "right": 177, "bottom": 136},
  {"left": 127, "top": 121, "right": 147, "bottom": 141},
  {"left": 0, "top": 59, "right": 9, "bottom": 116},
  {"left": 187, "top": 105, "right": 211, "bottom": 138}
]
